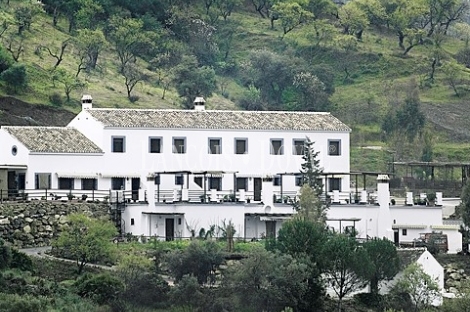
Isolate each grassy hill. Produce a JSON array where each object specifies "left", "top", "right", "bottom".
[{"left": 1, "top": 0, "right": 470, "bottom": 174}]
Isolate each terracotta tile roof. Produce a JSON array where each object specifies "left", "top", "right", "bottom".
[
  {"left": 86, "top": 109, "right": 351, "bottom": 131},
  {"left": 3, "top": 126, "right": 103, "bottom": 153}
]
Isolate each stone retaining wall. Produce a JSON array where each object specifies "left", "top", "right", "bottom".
[{"left": 0, "top": 201, "right": 110, "bottom": 248}]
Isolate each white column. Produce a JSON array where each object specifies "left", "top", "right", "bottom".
[
  {"left": 262, "top": 180, "right": 274, "bottom": 206},
  {"left": 333, "top": 190, "right": 340, "bottom": 204},
  {"left": 182, "top": 189, "right": 189, "bottom": 201},
  {"left": 436, "top": 192, "right": 443, "bottom": 206},
  {"left": 239, "top": 189, "right": 246, "bottom": 203},
  {"left": 360, "top": 190, "right": 368, "bottom": 204},
  {"left": 406, "top": 192, "right": 413, "bottom": 206}
]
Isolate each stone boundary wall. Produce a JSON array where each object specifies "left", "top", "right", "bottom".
[{"left": 0, "top": 201, "right": 110, "bottom": 248}]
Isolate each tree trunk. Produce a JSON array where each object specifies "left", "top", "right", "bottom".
[{"left": 398, "top": 31, "right": 405, "bottom": 50}]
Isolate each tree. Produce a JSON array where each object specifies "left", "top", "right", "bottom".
[
  {"left": 225, "top": 247, "right": 310, "bottom": 312},
  {"left": 392, "top": 262, "right": 440, "bottom": 312},
  {"left": 172, "top": 55, "right": 217, "bottom": 108},
  {"left": 338, "top": 1, "right": 369, "bottom": 40},
  {"left": 0, "top": 63, "right": 27, "bottom": 94},
  {"left": 297, "top": 185, "right": 328, "bottom": 224},
  {"left": 300, "top": 137, "right": 323, "bottom": 194},
  {"left": 14, "top": 4, "right": 40, "bottom": 35},
  {"left": 275, "top": 218, "right": 327, "bottom": 310},
  {"left": 107, "top": 16, "right": 150, "bottom": 73},
  {"left": 42, "top": 39, "right": 70, "bottom": 69},
  {"left": 52, "top": 213, "right": 117, "bottom": 275},
  {"left": 251, "top": 0, "right": 274, "bottom": 18},
  {"left": 460, "top": 181, "right": 470, "bottom": 228},
  {"left": 75, "top": 28, "right": 106, "bottom": 75},
  {"left": 53, "top": 68, "right": 86, "bottom": 102},
  {"left": 272, "top": 1, "right": 313, "bottom": 36},
  {"left": 216, "top": 0, "right": 241, "bottom": 21},
  {"left": 441, "top": 60, "right": 467, "bottom": 97},
  {"left": 164, "top": 240, "right": 224, "bottom": 286},
  {"left": 122, "top": 63, "right": 144, "bottom": 99},
  {"left": 0, "top": 45, "right": 13, "bottom": 74},
  {"left": 363, "top": 237, "right": 400, "bottom": 294},
  {"left": 324, "top": 233, "right": 371, "bottom": 312}
]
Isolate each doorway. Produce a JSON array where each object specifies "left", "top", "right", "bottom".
[
  {"left": 394, "top": 230, "right": 399, "bottom": 246},
  {"left": 266, "top": 221, "right": 276, "bottom": 238},
  {"left": 254, "top": 178, "right": 262, "bottom": 201},
  {"left": 165, "top": 218, "right": 174, "bottom": 241},
  {"left": 131, "top": 178, "right": 140, "bottom": 201}
]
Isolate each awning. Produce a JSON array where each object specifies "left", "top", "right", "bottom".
[
  {"left": 56, "top": 172, "right": 99, "bottom": 179},
  {"left": 0, "top": 164, "right": 27, "bottom": 170},
  {"left": 431, "top": 225, "right": 460, "bottom": 230},
  {"left": 236, "top": 173, "right": 275, "bottom": 178},
  {"left": 392, "top": 224, "right": 427, "bottom": 229},
  {"left": 142, "top": 212, "right": 184, "bottom": 216},
  {"left": 101, "top": 173, "right": 141, "bottom": 178},
  {"left": 260, "top": 216, "right": 291, "bottom": 221}
]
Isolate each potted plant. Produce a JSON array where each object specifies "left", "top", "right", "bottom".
[
  {"left": 246, "top": 197, "right": 251, "bottom": 203},
  {"left": 283, "top": 196, "right": 290, "bottom": 204},
  {"left": 81, "top": 194, "right": 88, "bottom": 201},
  {"left": 67, "top": 192, "right": 75, "bottom": 201},
  {"left": 262, "top": 175, "right": 273, "bottom": 182},
  {"left": 427, "top": 192, "right": 436, "bottom": 206}
]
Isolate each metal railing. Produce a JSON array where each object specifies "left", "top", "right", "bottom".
[{"left": 0, "top": 188, "right": 111, "bottom": 202}]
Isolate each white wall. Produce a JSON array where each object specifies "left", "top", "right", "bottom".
[
  {"left": 0, "top": 129, "right": 29, "bottom": 166},
  {"left": 67, "top": 111, "right": 105, "bottom": 148},
  {"left": 417, "top": 250, "right": 444, "bottom": 306}
]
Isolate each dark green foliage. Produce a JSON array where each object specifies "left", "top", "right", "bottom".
[
  {"left": 363, "top": 238, "right": 400, "bottom": 294},
  {"left": 0, "top": 239, "right": 12, "bottom": 270},
  {"left": 74, "top": 272, "right": 125, "bottom": 305},
  {"left": 49, "top": 92, "right": 64, "bottom": 107},
  {"left": 169, "top": 275, "right": 206, "bottom": 310},
  {"left": 300, "top": 137, "right": 323, "bottom": 195},
  {"left": 353, "top": 292, "right": 387, "bottom": 310},
  {"left": 172, "top": 55, "right": 217, "bottom": 109},
  {"left": 0, "top": 45, "right": 13, "bottom": 74},
  {"left": 0, "top": 63, "right": 27, "bottom": 93},
  {"left": 461, "top": 182, "right": 470, "bottom": 228},
  {"left": 164, "top": 240, "right": 224, "bottom": 285},
  {"left": 11, "top": 249, "right": 33, "bottom": 272},
  {"left": 0, "top": 292, "right": 46, "bottom": 312},
  {"left": 121, "top": 272, "right": 170, "bottom": 309}
]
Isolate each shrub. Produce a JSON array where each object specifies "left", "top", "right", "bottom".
[
  {"left": 0, "top": 46, "right": 13, "bottom": 74},
  {"left": 354, "top": 292, "right": 386, "bottom": 310},
  {"left": 0, "top": 293, "right": 46, "bottom": 312},
  {"left": 0, "top": 239, "right": 12, "bottom": 270},
  {"left": 74, "top": 272, "right": 125, "bottom": 305},
  {"left": 0, "top": 63, "right": 27, "bottom": 93},
  {"left": 49, "top": 92, "right": 64, "bottom": 107},
  {"left": 11, "top": 249, "right": 33, "bottom": 272}
]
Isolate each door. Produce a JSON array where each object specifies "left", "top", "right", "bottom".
[
  {"left": 254, "top": 178, "right": 262, "bottom": 201},
  {"left": 394, "top": 230, "right": 399, "bottom": 246},
  {"left": 7, "top": 171, "right": 17, "bottom": 197},
  {"left": 266, "top": 221, "right": 276, "bottom": 239},
  {"left": 165, "top": 218, "right": 175, "bottom": 241},
  {"left": 17, "top": 173, "right": 25, "bottom": 190},
  {"left": 131, "top": 178, "right": 140, "bottom": 201}
]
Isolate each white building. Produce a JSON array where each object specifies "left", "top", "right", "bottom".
[{"left": 0, "top": 96, "right": 462, "bottom": 250}]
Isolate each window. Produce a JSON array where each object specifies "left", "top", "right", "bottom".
[
  {"left": 328, "top": 140, "right": 341, "bottom": 156},
  {"left": 58, "top": 178, "right": 74, "bottom": 190},
  {"left": 235, "top": 138, "right": 247, "bottom": 154},
  {"left": 173, "top": 137, "right": 186, "bottom": 154},
  {"left": 131, "top": 218, "right": 135, "bottom": 226},
  {"left": 35, "top": 173, "right": 51, "bottom": 189},
  {"left": 112, "top": 136, "right": 125, "bottom": 153},
  {"left": 328, "top": 178, "right": 341, "bottom": 192},
  {"left": 270, "top": 139, "right": 283, "bottom": 155},
  {"left": 209, "top": 138, "right": 222, "bottom": 154},
  {"left": 11, "top": 145, "right": 17, "bottom": 156},
  {"left": 175, "top": 174, "right": 183, "bottom": 185},
  {"left": 236, "top": 178, "right": 247, "bottom": 191},
  {"left": 402, "top": 229, "right": 407, "bottom": 236},
  {"left": 111, "top": 178, "right": 125, "bottom": 190},
  {"left": 273, "top": 175, "right": 281, "bottom": 186},
  {"left": 209, "top": 177, "right": 222, "bottom": 191},
  {"left": 295, "top": 175, "right": 303, "bottom": 187},
  {"left": 81, "top": 179, "right": 97, "bottom": 190},
  {"left": 194, "top": 177, "right": 203, "bottom": 188},
  {"left": 293, "top": 139, "right": 305, "bottom": 155},
  {"left": 149, "top": 137, "right": 162, "bottom": 153},
  {"left": 154, "top": 175, "right": 160, "bottom": 185}
]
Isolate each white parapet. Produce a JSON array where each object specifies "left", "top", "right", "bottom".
[
  {"left": 436, "top": 192, "right": 443, "bottom": 206},
  {"left": 182, "top": 189, "right": 189, "bottom": 202},
  {"left": 333, "top": 190, "right": 340, "bottom": 204},
  {"left": 360, "top": 190, "right": 368, "bottom": 204},
  {"left": 239, "top": 189, "right": 246, "bottom": 203}
]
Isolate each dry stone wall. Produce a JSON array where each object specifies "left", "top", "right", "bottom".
[{"left": 0, "top": 201, "right": 110, "bottom": 248}]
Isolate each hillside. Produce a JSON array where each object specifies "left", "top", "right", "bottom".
[{"left": 1, "top": 0, "right": 470, "bottom": 173}]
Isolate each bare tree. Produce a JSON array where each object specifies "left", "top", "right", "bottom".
[{"left": 42, "top": 39, "right": 70, "bottom": 69}]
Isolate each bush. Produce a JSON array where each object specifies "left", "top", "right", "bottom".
[
  {"left": 11, "top": 249, "right": 33, "bottom": 272},
  {"left": 49, "top": 92, "right": 64, "bottom": 107},
  {"left": 0, "top": 46, "right": 13, "bottom": 74},
  {"left": 0, "top": 239, "right": 12, "bottom": 270},
  {"left": 74, "top": 272, "right": 125, "bottom": 305},
  {"left": 354, "top": 292, "right": 386, "bottom": 310},
  {"left": 121, "top": 272, "right": 170, "bottom": 309},
  {"left": 0, "top": 63, "right": 27, "bottom": 93},
  {"left": 0, "top": 293, "right": 46, "bottom": 312}
]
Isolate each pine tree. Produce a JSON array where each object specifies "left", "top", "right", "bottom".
[{"left": 300, "top": 137, "right": 323, "bottom": 196}]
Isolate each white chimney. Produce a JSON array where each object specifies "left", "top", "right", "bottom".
[
  {"left": 193, "top": 97, "right": 205, "bottom": 111},
  {"left": 81, "top": 94, "right": 93, "bottom": 110},
  {"left": 376, "top": 175, "right": 393, "bottom": 241}
]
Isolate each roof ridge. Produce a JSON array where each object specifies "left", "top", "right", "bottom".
[{"left": 88, "top": 108, "right": 331, "bottom": 114}]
